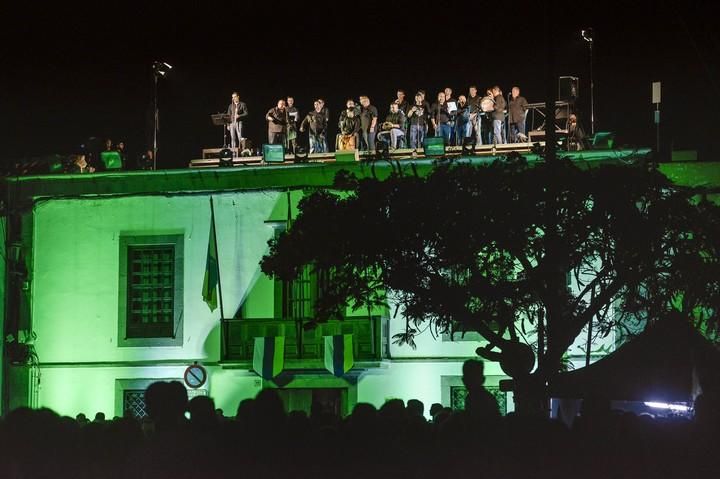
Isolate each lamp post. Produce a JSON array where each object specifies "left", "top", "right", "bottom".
[
  {"left": 152, "top": 61, "right": 173, "bottom": 170},
  {"left": 581, "top": 28, "right": 594, "bottom": 135}
]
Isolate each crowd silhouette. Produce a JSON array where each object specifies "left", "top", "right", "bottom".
[{"left": 1, "top": 359, "right": 718, "bottom": 479}]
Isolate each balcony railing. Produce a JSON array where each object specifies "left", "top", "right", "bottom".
[{"left": 222, "top": 316, "right": 385, "bottom": 363}]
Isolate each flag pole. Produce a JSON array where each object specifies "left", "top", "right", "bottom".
[
  {"left": 210, "top": 197, "right": 227, "bottom": 344},
  {"left": 286, "top": 189, "right": 303, "bottom": 358}
]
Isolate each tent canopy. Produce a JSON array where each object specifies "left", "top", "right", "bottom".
[{"left": 549, "top": 317, "right": 720, "bottom": 402}]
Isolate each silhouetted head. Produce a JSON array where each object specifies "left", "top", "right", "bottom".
[
  {"left": 254, "top": 388, "right": 285, "bottom": 424},
  {"left": 188, "top": 395, "right": 216, "bottom": 427},
  {"left": 144, "top": 381, "right": 169, "bottom": 420},
  {"left": 235, "top": 398, "right": 255, "bottom": 425},
  {"left": 407, "top": 399, "right": 424, "bottom": 418},
  {"left": 351, "top": 402, "right": 378, "bottom": 422},
  {"left": 168, "top": 381, "right": 189, "bottom": 416},
  {"left": 144, "top": 381, "right": 188, "bottom": 431},
  {"left": 434, "top": 407, "right": 453, "bottom": 424},
  {"left": 379, "top": 398, "right": 406, "bottom": 423},
  {"left": 462, "top": 359, "right": 486, "bottom": 392}
]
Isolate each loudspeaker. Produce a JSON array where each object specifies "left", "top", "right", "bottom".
[
  {"left": 591, "top": 132, "right": 615, "bottom": 149},
  {"left": 100, "top": 151, "right": 123, "bottom": 169},
  {"left": 423, "top": 136, "right": 445, "bottom": 156},
  {"left": 334, "top": 149, "right": 359, "bottom": 162},
  {"left": 262, "top": 144, "right": 285, "bottom": 163},
  {"left": 652, "top": 81, "right": 661, "bottom": 104},
  {"left": 558, "top": 76, "right": 579, "bottom": 102}
]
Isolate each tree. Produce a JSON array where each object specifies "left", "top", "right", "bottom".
[{"left": 261, "top": 156, "right": 720, "bottom": 412}]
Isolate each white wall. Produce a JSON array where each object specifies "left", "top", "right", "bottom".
[{"left": 31, "top": 192, "right": 281, "bottom": 364}]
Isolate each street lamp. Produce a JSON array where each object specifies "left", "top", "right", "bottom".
[
  {"left": 581, "top": 28, "right": 594, "bottom": 135},
  {"left": 152, "top": 61, "right": 173, "bottom": 170}
]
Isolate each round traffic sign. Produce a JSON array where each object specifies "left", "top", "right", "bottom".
[{"left": 184, "top": 363, "right": 207, "bottom": 389}]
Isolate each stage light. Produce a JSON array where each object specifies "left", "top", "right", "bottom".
[
  {"left": 218, "top": 148, "right": 233, "bottom": 167},
  {"left": 152, "top": 61, "right": 173, "bottom": 77},
  {"left": 461, "top": 137, "right": 476, "bottom": 155},
  {"left": 644, "top": 401, "right": 690, "bottom": 412},
  {"left": 293, "top": 146, "right": 309, "bottom": 163}
]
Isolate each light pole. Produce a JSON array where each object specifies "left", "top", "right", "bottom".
[
  {"left": 152, "top": 61, "right": 173, "bottom": 170},
  {"left": 581, "top": 28, "right": 594, "bottom": 135}
]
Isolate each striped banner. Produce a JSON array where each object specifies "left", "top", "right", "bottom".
[
  {"left": 252, "top": 337, "right": 285, "bottom": 379},
  {"left": 324, "top": 334, "right": 354, "bottom": 377}
]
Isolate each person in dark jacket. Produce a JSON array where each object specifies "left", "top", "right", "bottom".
[
  {"left": 491, "top": 86, "right": 506, "bottom": 144},
  {"left": 266, "top": 99, "right": 288, "bottom": 145},
  {"left": 407, "top": 92, "right": 429, "bottom": 149},
  {"left": 377, "top": 102, "right": 406, "bottom": 149},
  {"left": 285, "top": 96, "right": 300, "bottom": 154},
  {"left": 430, "top": 91, "right": 452, "bottom": 144},
  {"left": 300, "top": 100, "right": 328, "bottom": 153},
  {"left": 338, "top": 99, "right": 361, "bottom": 150},
  {"left": 227, "top": 92, "right": 248, "bottom": 151},
  {"left": 455, "top": 95, "right": 472, "bottom": 144},
  {"left": 358, "top": 96, "right": 378, "bottom": 151},
  {"left": 508, "top": 86, "right": 529, "bottom": 143}
]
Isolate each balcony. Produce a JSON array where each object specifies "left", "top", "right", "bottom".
[{"left": 222, "top": 316, "right": 386, "bottom": 365}]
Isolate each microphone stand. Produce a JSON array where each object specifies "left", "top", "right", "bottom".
[
  {"left": 435, "top": 96, "right": 440, "bottom": 141},
  {"left": 153, "top": 73, "right": 158, "bottom": 170},
  {"left": 507, "top": 92, "right": 512, "bottom": 143}
]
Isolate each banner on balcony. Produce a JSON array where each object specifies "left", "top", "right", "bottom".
[
  {"left": 324, "top": 334, "right": 354, "bottom": 377},
  {"left": 252, "top": 336, "right": 285, "bottom": 379}
]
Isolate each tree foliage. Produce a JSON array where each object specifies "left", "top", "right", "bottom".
[{"left": 261, "top": 157, "right": 720, "bottom": 382}]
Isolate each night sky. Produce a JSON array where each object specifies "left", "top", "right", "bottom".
[{"left": 2, "top": 0, "right": 718, "bottom": 169}]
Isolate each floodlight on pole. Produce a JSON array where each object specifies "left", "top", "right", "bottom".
[
  {"left": 581, "top": 28, "right": 595, "bottom": 135},
  {"left": 152, "top": 61, "right": 173, "bottom": 170},
  {"left": 153, "top": 61, "right": 173, "bottom": 77}
]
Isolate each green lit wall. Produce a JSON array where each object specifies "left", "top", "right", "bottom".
[
  {"left": 357, "top": 360, "right": 512, "bottom": 415},
  {"left": 36, "top": 365, "right": 262, "bottom": 418},
  {"left": 206, "top": 368, "right": 262, "bottom": 414},
  {"left": 30, "top": 192, "right": 282, "bottom": 414},
  {"left": 38, "top": 366, "right": 186, "bottom": 418},
  {"left": 28, "top": 188, "right": 508, "bottom": 417},
  {"left": 31, "top": 192, "right": 281, "bottom": 364},
  {"left": 11, "top": 156, "right": 720, "bottom": 417},
  {"left": 388, "top": 315, "right": 484, "bottom": 358}
]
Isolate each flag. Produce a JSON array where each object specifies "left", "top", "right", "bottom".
[
  {"left": 324, "top": 334, "right": 354, "bottom": 377},
  {"left": 202, "top": 218, "right": 219, "bottom": 311},
  {"left": 253, "top": 337, "right": 285, "bottom": 379}
]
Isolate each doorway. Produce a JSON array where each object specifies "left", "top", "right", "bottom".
[{"left": 277, "top": 388, "right": 346, "bottom": 417}]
